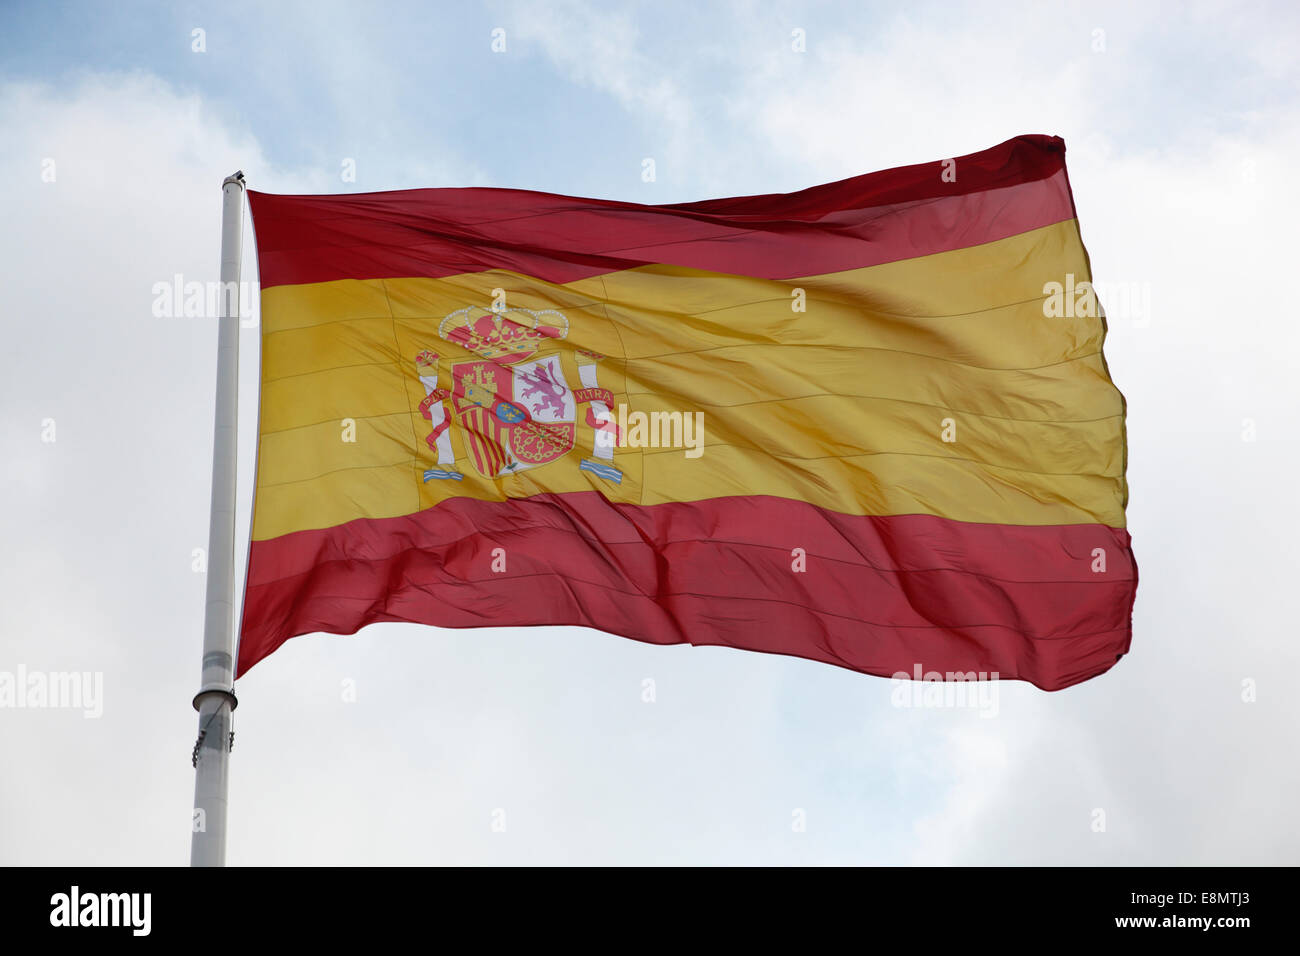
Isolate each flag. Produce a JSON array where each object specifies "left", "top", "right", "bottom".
[{"left": 239, "top": 134, "right": 1136, "bottom": 690}]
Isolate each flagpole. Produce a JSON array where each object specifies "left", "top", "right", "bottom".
[{"left": 191, "top": 171, "right": 246, "bottom": 867}]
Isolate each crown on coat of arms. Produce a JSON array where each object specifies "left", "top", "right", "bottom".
[{"left": 438, "top": 307, "right": 569, "bottom": 364}]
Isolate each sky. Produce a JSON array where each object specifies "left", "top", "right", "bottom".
[{"left": 1, "top": 0, "right": 1297, "bottom": 865}]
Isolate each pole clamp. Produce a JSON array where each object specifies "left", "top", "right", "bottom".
[{"left": 192, "top": 685, "right": 239, "bottom": 712}]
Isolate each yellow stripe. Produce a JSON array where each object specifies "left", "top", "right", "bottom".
[{"left": 251, "top": 219, "right": 1126, "bottom": 540}]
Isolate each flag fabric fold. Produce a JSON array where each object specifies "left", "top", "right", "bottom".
[{"left": 238, "top": 134, "right": 1136, "bottom": 690}]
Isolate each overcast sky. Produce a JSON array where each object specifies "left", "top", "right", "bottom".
[{"left": 1, "top": 0, "right": 1297, "bottom": 865}]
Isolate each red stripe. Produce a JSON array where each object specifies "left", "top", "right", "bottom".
[
  {"left": 238, "top": 492, "right": 1137, "bottom": 691},
  {"left": 248, "top": 135, "right": 1072, "bottom": 288}
]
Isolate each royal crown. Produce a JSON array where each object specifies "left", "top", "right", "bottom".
[
  {"left": 438, "top": 307, "right": 568, "bottom": 364},
  {"left": 415, "top": 350, "right": 440, "bottom": 374}
]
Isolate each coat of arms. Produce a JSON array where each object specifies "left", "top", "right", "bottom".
[{"left": 415, "top": 306, "right": 621, "bottom": 484}]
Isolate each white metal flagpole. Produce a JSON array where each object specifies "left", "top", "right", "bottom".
[{"left": 191, "top": 171, "right": 246, "bottom": 867}]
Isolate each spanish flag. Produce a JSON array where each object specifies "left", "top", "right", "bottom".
[{"left": 240, "top": 134, "right": 1136, "bottom": 690}]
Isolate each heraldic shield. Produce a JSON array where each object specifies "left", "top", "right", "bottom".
[{"left": 451, "top": 353, "right": 577, "bottom": 478}]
